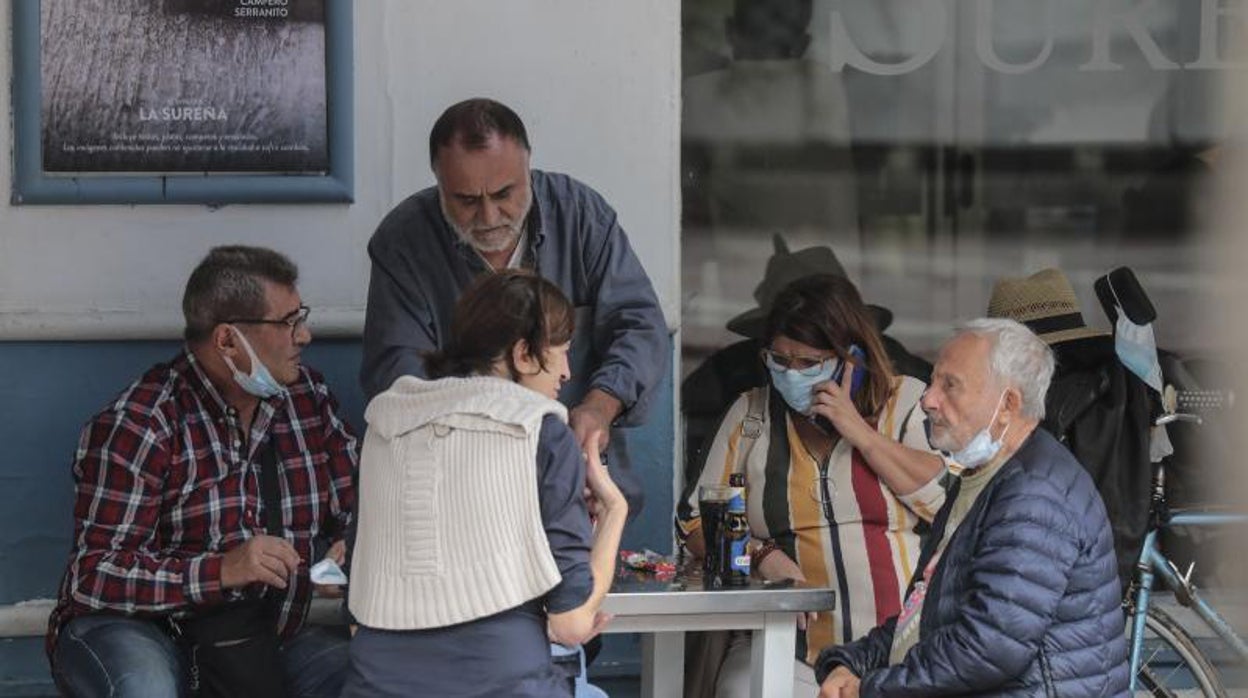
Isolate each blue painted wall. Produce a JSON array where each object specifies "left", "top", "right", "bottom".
[{"left": 0, "top": 339, "right": 673, "bottom": 692}]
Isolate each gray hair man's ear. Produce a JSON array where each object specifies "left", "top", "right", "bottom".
[{"left": 1003, "top": 386, "right": 1026, "bottom": 415}]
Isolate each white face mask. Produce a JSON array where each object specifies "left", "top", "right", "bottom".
[
  {"left": 765, "top": 355, "right": 837, "bottom": 415},
  {"left": 1114, "top": 308, "right": 1164, "bottom": 393},
  {"left": 221, "top": 326, "right": 285, "bottom": 399},
  {"left": 1106, "top": 280, "right": 1164, "bottom": 393},
  {"left": 949, "top": 390, "right": 1009, "bottom": 469}
]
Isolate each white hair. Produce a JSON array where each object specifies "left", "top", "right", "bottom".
[{"left": 953, "top": 318, "right": 1055, "bottom": 421}]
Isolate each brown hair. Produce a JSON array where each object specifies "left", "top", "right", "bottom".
[
  {"left": 763, "top": 274, "right": 896, "bottom": 420},
  {"left": 424, "top": 270, "right": 574, "bottom": 380}
]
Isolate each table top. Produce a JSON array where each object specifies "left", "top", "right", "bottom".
[{"left": 602, "top": 570, "right": 836, "bottom": 617}]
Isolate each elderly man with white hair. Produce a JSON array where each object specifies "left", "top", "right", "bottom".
[{"left": 815, "top": 318, "right": 1129, "bottom": 697}]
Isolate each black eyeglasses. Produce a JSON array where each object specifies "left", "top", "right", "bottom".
[{"left": 224, "top": 306, "right": 310, "bottom": 339}]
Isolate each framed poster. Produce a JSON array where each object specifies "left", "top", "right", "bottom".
[{"left": 11, "top": 0, "right": 353, "bottom": 204}]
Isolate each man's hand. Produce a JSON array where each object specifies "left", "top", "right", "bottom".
[
  {"left": 313, "top": 539, "right": 348, "bottom": 598},
  {"left": 819, "top": 666, "right": 861, "bottom": 698},
  {"left": 569, "top": 388, "right": 623, "bottom": 455},
  {"left": 220, "top": 534, "right": 301, "bottom": 590},
  {"left": 325, "top": 539, "right": 346, "bottom": 565}
]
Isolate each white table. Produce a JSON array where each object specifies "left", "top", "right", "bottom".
[{"left": 601, "top": 575, "right": 836, "bottom": 698}]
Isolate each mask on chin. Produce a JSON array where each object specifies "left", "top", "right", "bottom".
[
  {"left": 221, "top": 326, "right": 285, "bottom": 399},
  {"left": 948, "top": 390, "right": 1009, "bottom": 469}
]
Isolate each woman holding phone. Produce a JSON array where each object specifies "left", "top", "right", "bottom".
[
  {"left": 678, "top": 274, "right": 948, "bottom": 697},
  {"left": 344, "top": 270, "right": 626, "bottom": 697}
]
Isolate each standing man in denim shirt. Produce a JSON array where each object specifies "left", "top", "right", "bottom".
[{"left": 361, "top": 98, "right": 668, "bottom": 521}]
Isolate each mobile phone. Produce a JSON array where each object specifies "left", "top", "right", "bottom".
[
  {"left": 831, "top": 344, "right": 868, "bottom": 397},
  {"left": 812, "top": 345, "right": 868, "bottom": 433}
]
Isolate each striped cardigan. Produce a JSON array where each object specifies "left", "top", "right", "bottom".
[{"left": 680, "top": 376, "right": 948, "bottom": 663}]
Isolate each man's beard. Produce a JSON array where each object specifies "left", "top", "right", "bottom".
[
  {"left": 924, "top": 414, "right": 962, "bottom": 453},
  {"left": 440, "top": 191, "right": 532, "bottom": 254}
]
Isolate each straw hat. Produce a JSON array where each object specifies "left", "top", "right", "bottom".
[
  {"left": 986, "top": 268, "right": 1107, "bottom": 345},
  {"left": 726, "top": 235, "right": 891, "bottom": 338}
]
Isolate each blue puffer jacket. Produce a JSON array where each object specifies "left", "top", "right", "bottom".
[{"left": 815, "top": 428, "right": 1129, "bottom": 696}]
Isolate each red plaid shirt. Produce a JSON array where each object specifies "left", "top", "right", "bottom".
[{"left": 47, "top": 350, "right": 357, "bottom": 654}]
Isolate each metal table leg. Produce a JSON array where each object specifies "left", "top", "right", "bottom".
[
  {"left": 750, "top": 612, "right": 796, "bottom": 698},
  {"left": 641, "top": 631, "right": 686, "bottom": 698}
]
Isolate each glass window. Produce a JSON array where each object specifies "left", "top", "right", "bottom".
[
  {"left": 680, "top": 0, "right": 1235, "bottom": 490},
  {"left": 682, "top": 0, "right": 1229, "bottom": 366}
]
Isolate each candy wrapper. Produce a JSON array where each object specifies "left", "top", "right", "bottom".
[{"left": 620, "top": 549, "right": 677, "bottom": 578}]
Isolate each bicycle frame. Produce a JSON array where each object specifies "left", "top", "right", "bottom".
[{"left": 1128, "top": 510, "right": 1248, "bottom": 689}]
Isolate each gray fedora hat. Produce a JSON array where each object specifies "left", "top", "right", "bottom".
[{"left": 726, "top": 235, "right": 893, "bottom": 338}]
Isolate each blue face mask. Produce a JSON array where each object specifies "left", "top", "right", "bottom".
[
  {"left": 765, "top": 355, "right": 837, "bottom": 415},
  {"left": 1114, "top": 307, "right": 1164, "bottom": 393},
  {"left": 951, "top": 390, "right": 1009, "bottom": 469},
  {"left": 222, "top": 326, "right": 285, "bottom": 399}
]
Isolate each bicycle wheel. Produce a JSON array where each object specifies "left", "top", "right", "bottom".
[{"left": 1129, "top": 604, "right": 1226, "bottom": 697}]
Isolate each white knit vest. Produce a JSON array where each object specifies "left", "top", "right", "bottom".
[{"left": 348, "top": 375, "right": 568, "bottom": 630}]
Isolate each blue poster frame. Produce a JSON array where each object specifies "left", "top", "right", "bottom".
[{"left": 10, "top": 0, "right": 354, "bottom": 205}]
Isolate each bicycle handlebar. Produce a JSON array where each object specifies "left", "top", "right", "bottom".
[
  {"left": 1161, "top": 385, "right": 1235, "bottom": 418},
  {"left": 1155, "top": 413, "right": 1202, "bottom": 427}
]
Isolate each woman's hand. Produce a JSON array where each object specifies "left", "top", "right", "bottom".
[
  {"left": 756, "top": 549, "right": 804, "bottom": 583},
  {"left": 810, "top": 359, "right": 873, "bottom": 445},
  {"left": 810, "top": 359, "right": 945, "bottom": 500},
  {"left": 548, "top": 611, "right": 613, "bottom": 645},
  {"left": 583, "top": 433, "right": 627, "bottom": 523},
  {"left": 549, "top": 432, "right": 628, "bottom": 647},
  {"left": 756, "top": 551, "right": 817, "bottom": 630},
  {"left": 797, "top": 610, "right": 820, "bottom": 632}
]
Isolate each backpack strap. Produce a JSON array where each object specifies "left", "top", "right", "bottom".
[
  {"left": 741, "top": 386, "right": 767, "bottom": 441},
  {"left": 258, "top": 436, "right": 284, "bottom": 537},
  {"left": 729, "top": 387, "right": 769, "bottom": 482}
]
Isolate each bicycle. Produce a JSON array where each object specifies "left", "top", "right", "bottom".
[
  {"left": 1126, "top": 403, "right": 1248, "bottom": 696},
  {"left": 1083, "top": 265, "right": 1247, "bottom": 695}
]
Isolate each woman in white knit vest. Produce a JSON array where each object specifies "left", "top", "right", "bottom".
[{"left": 342, "top": 270, "right": 628, "bottom": 697}]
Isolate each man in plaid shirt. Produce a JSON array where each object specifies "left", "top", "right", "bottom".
[{"left": 47, "top": 246, "right": 358, "bottom": 697}]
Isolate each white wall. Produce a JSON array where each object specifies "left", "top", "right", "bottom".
[{"left": 0, "top": 0, "right": 680, "bottom": 339}]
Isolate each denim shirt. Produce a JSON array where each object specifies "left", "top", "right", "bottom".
[{"left": 360, "top": 170, "right": 669, "bottom": 514}]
